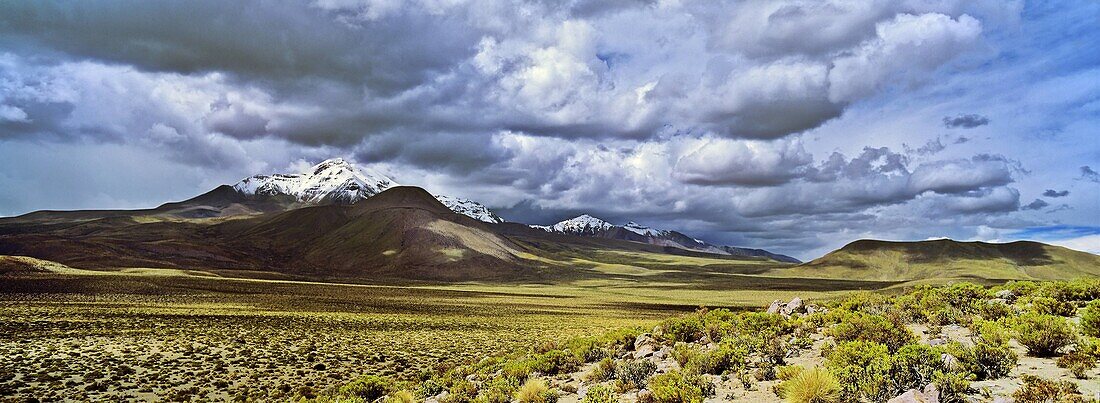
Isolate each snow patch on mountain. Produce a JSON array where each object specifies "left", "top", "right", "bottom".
[
  {"left": 533, "top": 214, "right": 614, "bottom": 234},
  {"left": 532, "top": 214, "right": 800, "bottom": 263},
  {"left": 232, "top": 158, "right": 504, "bottom": 223},
  {"left": 435, "top": 195, "right": 505, "bottom": 224}
]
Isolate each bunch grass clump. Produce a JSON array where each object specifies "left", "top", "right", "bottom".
[{"left": 777, "top": 366, "right": 840, "bottom": 403}]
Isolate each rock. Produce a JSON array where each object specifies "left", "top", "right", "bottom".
[
  {"left": 425, "top": 391, "right": 448, "bottom": 403},
  {"left": 634, "top": 344, "right": 656, "bottom": 359},
  {"left": 637, "top": 389, "right": 653, "bottom": 402},
  {"left": 767, "top": 300, "right": 783, "bottom": 314},
  {"left": 634, "top": 334, "right": 658, "bottom": 350},
  {"left": 782, "top": 297, "right": 805, "bottom": 315},
  {"left": 941, "top": 353, "right": 959, "bottom": 371},
  {"left": 888, "top": 384, "right": 939, "bottom": 403},
  {"left": 995, "top": 290, "right": 1015, "bottom": 301},
  {"left": 652, "top": 346, "right": 670, "bottom": 360},
  {"left": 988, "top": 298, "right": 1008, "bottom": 306},
  {"left": 928, "top": 338, "right": 946, "bottom": 346}
]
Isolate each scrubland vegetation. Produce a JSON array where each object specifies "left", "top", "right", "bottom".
[{"left": 305, "top": 280, "right": 1100, "bottom": 403}]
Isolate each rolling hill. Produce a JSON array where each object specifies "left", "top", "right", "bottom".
[{"left": 770, "top": 239, "right": 1100, "bottom": 281}]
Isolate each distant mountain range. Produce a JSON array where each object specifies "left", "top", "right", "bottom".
[
  {"left": 532, "top": 215, "right": 800, "bottom": 263},
  {"left": 3, "top": 158, "right": 1095, "bottom": 283}
]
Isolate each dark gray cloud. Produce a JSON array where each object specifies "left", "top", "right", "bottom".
[
  {"left": 1043, "top": 189, "right": 1070, "bottom": 197},
  {"left": 1082, "top": 166, "right": 1100, "bottom": 183},
  {"left": 943, "top": 113, "right": 990, "bottom": 128},
  {"left": 1022, "top": 198, "right": 1050, "bottom": 210},
  {"left": 3, "top": 0, "right": 1091, "bottom": 261}
]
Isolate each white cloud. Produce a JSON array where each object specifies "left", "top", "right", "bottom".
[{"left": 1050, "top": 234, "right": 1100, "bottom": 255}]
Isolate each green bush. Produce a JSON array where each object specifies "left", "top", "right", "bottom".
[
  {"left": 339, "top": 375, "right": 393, "bottom": 401},
  {"left": 476, "top": 377, "right": 519, "bottom": 403},
  {"left": 827, "top": 312, "right": 915, "bottom": 352},
  {"left": 444, "top": 380, "right": 479, "bottom": 403},
  {"left": 660, "top": 314, "right": 706, "bottom": 343},
  {"left": 1056, "top": 349, "right": 1097, "bottom": 379},
  {"left": 1012, "top": 374, "right": 1084, "bottom": 403},
  {"left": 641, "top": 370, "right": 714, "bottom": 403},
  {"left": 585, "top": 358, "right": 615, "bottom": 382},
  {"left": 581, "top": 384, "right": 617, "bottom": 403},
  {"left": 824, "top": 341, "right": 892, "bottom": 402},
  {"left": 932, "top": 372, "right": 971, "bottom": 403},
  {"left": 1013, "top": 313, "right": 1076, "bottom": 356},
  {"left": 614, "top": 359, "right": 656, "bottom": 388},
  {"left": 1030, "top": 296, "right": 1078, "bottom": 317},
  {"left": 670, "top": 343, "right": 699, "bottom": 367},
  {"left": 1080, "top": 300, "right": 1100, "bottom": 338},
  {"left": 778, "top": 367, "right": 840, "bottom": 403},
  {"left": 532, "top": 350, "right": 581, "bottom": 375},
  {"left": 890, "top": 344, "right": 947, "bottom": 392},
  {"left": 946, "top": 321, "right": 1017, "bottom": 380},
  {"left": 683, "top": 340, "right": 747, "bottom": 375}
]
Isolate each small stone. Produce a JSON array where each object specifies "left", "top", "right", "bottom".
[
  {"left": 888, "top": 386, "right": 939, "bottom": 403},
  {"left": 995, "top": 290, "right": 1015, "bottom": 300},
  {"left": 928, "top": 338, "right": 946, "bottom": 346},
  {"left": 941, "top": 353, "right": 959, "bottom": 370}
]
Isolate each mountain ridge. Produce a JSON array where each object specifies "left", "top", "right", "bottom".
[{"left": 532, "top": 214, "right": 801, "bottom": 263}]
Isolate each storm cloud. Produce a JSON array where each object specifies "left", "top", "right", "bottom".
[{"left": 0, "top": 0, "right": 1097, "bottom": 260}]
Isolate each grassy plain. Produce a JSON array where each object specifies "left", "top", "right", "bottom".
[{"left": 0, "top": 252, "right": 894, "bottom": 402}]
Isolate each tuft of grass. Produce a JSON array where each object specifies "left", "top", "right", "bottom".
[
  {"left": 778, "top": 367, "right": 840, "bottom": 403},
  {"left": 514, "top": 378, "right": 556, "bottom": 403}
]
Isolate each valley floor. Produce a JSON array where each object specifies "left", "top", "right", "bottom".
[{"left": 0, "top": 266, "right": 883, "bottom": 402}]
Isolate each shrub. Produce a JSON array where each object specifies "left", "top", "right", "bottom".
[
  {"left": 977, "top": 300, "right": 1012, "bottom": 321},
  {"left": 932, "top": 372, "right": 971, "bottom": 403},
  {"left": 778, "top": 367, "right": 840, "bottom": 403},
  {"left": 1030, "top": 296, "right": 1077, "bottom": 317},
  {"left": 827, "top": 312, "right": 915, "bottom": 352},
  {"left": 585, "top": 358, "right": 615, "bottom": 382},
  {"left": 671, "top": 343, "right": 699, "bottom": 367},
  {"left": 683, "top": 341, "right": 747, "bottom": 375},
  {"left": 339, "top": 375, "right": 393, "bottom": 401},
  {"left": 890, "top": 344, "right": 947, "bottom": 392},
  {"left": 947, "top": 321, "right": 1017, "bottom": 380},
  {"left": 661, "top": 314, "right": 706, "bottom": 343},
  {"left": 581, "top": 384, "right": 616, "bottom": 403},
  {"left": 1080, "top": 300, "right": 1100, "bottom": 338},
  {"left": 514, "top": 379, "right": 556, "bottom": 403},
  {"left": 385, "top": 390, "right": 416, "bottom": 403},
  {"left": 824, "top": 341, "right": 892, "bottom": 402},
  {"left": 444, "top": 380, "right": 479, "bottom": 403},
  {"left": 1012, "top": 374, "right": 1084, "bottom": 403},
  {"left": 615, "top": 359, "right": 656, "bottom": 388},
  {"left": 477, "top": 377, "right": 519, "bottom": 403},
  {"left": 1056, "top": 350, "right": 1097, "bottom": 379},
  {"left": 1013, "top": 313, "right": 1076, "bottom": 356},
  {"left": 532, "top": 350, "right": 581, "bottom": 375},
  {"left": 642, "top": 370, "right": 714, "bottom": 403}
]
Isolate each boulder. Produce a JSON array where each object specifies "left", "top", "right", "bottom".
[
  {"left": 782, "top": 297, "right": 805, "bottom": 315},
  {"left": 928, "top": 338, "right": 947, "bottom": 347},
  {"left": 888, "top": 384, "right": 939, "bottom": 403},
  {"left": 634, "top": 334, "right": 658, "bottom": 350},
  {"left": 767, "top": 300, "right": 783, "bottom": 314},
  {"left": 995, "top": 290, "right": 1016, "bottom": 301}
]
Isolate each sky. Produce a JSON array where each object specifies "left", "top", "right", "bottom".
[{"left": 0, "top": 0, "right": 1097, "bottom": 260}]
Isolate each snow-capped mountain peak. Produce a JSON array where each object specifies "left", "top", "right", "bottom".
[
  {"left": 233, "top": 158, "right": 398, "bottom": 204},
  {"left": 533, "top": 214, "right": 615, "bottom": 234},
  {"left": 231, "top": 158, "right": 504, "bottom": 223},
  {"left": 435, "top": 195, "right": 505, "bottom": 224}
]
